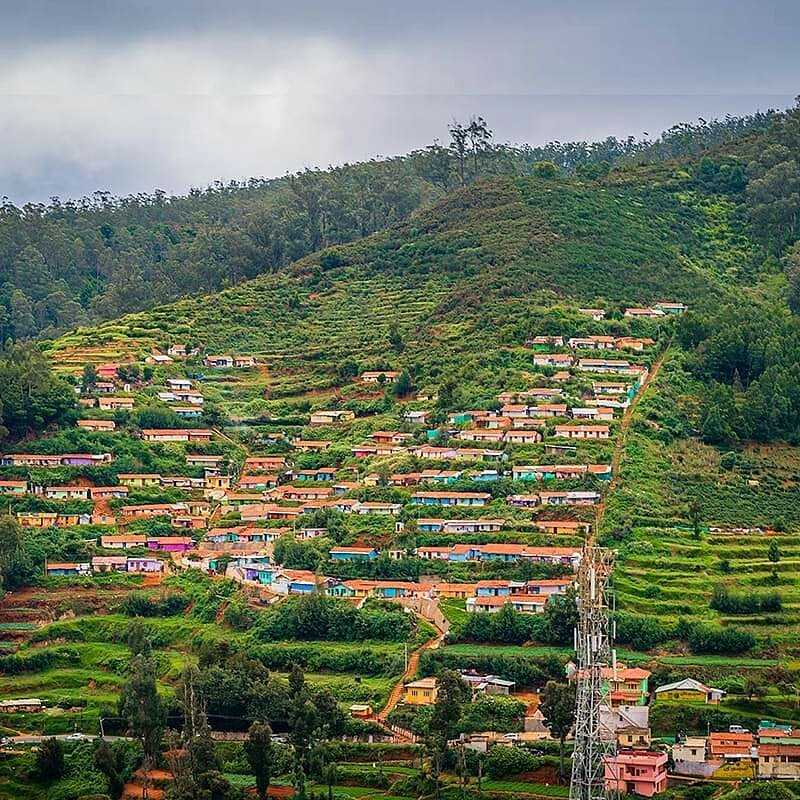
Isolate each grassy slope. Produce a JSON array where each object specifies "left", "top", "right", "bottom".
[{"left": 47, "top": 169, "right": 742, "bottom": 401}]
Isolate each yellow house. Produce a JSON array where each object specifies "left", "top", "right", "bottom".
[
  {"left": 654, "top": 678, "right": 725, "bottom": 705},
  {"left": 404, "top": 677, "right": 438, "bottom": 705},
  {"left": 118, "top": 474, "right": 162, "bottom": 488}
]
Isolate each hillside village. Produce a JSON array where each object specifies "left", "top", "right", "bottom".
[{"left": 7, "top": 293, "right": 800, "bottom": 797}]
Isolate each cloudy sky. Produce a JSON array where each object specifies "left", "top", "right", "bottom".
[{"left": 1, "top": 0, "right": 798, "bottom": 204}]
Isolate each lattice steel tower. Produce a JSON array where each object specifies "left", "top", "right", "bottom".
[{"left": 569, "top": 545, "right": 618, "bottom": 800}]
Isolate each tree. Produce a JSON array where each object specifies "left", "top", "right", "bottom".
[
  {"left": 245, "top": 721, "right": 274, "bottom": 800},
  {"left": 36, "top": 737, "right": 65, "bottom": 780},
  {"left": 82, "top": 363, "right": 98, "bottom": 392},
  {"left": 539, "top": 681, "right": 576, "bottom": 778},
  {"left": 0, "top": 342, "right": 75, "bottom": 441},
  {"left": 689, "top": 499, "right": 703, "bottom": 540},
  {"left": 388, "top": 324, "right": 405, "bottom": 354},
  {"left": 393, "top": 371, "right": 414, "bottom": 398},
  {"left": 118, "top": 653, "right": 165, "bottom": 762},
  {"left": 532, "top": 160, "right": 559, "bottom": 178},
  {"left": 449, "top": 122, "right": 469, "bottom": 186},
  {"left": 426, "top": 671, "right": 470, "bottom": 798},
  {"left": 466, "top": 117, "right": 493, "bottom": 177},
  {"left": 744, "top": 675, "right": 764, "bottom": 701},
  {"left": 0, "top": 515, "right": 22, "bottom": 591},
  {"left": 769, "top": 539, "right": 781, "bottom": 564},
  {"left": 94, "top": 739, "right": 124, "bottom": 797},
  {"left": 542, "top": 586, "right": 579, "bottom": 645}
]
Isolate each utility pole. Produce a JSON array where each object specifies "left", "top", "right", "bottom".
[{"left": 569, "top": 545, "right": 618, "bottom": 800}]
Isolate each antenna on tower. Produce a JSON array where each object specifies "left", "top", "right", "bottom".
[{"left": 569, "top": 545, "right": 619, "bottom": 800}]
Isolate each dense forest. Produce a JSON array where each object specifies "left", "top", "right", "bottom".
[{"left": 0, "top": 108, "right": 784, "bottom": 341}]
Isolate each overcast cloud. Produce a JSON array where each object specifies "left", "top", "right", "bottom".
[{"left": 1, "top": 0, "right": 798, "bottom": 204}]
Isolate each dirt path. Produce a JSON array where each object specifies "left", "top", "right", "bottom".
[
  {"left": 594, "top": 348, "right": 668, "bottom": 536},
  {"left": 377, "top": 632, "right": 444, "bottom": 722}
]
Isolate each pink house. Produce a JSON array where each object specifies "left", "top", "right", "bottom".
[
  {"left": 146, "top": 536, "right": 194, "bottom": 553},
  {"left": 126, "top": 557, "right": 164, "bottom": 573},
  {"left": 604, "top": 750, "right": 668, "bottom": 797}
]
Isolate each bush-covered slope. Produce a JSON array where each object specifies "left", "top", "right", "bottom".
[{"left": 47, "top": 164, "right": 757, "bottom": 395}]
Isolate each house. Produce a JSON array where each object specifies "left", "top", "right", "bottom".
[
  {"left": 654, "top": 678, "right": 725, "bottom": 705},
  {"left": 46, "top": 562, "right": 91, "bottom": 577},
  {"left": 526, "top": 335, "right": 564, "bottom": 348},
  {"left": 349, "top": 703, "right": 374, "bottom": 718},
  {"left": 126, "top": 557, "right": 165, "bottom": 573},
  {"left": 430, "top": 582, "right": 479, "bottom": 599},
  {"left": 0, "top": 699, "right": 44, "bottom": 713},
  {"left": 504, "top": 430, "right": 543, "bottom": 445},
  {"left": 167, "top": 344, "right": 189, "bottom": 357},
  {"left": 568, "top": 336, "right": 616, "bottom": 350},
  {"left": 554, "top": 425, "right": 610, "bottom": 440},
  {"left": 539, "top": 490, "right": 601, "bottom": 506},
  {"left": 98, "top": 395, "right": 135, "bottom": 411},
  {"left": 238, "top": 474, "right": 278, "bottom": 491},
  {"left": 244, "top": 456, "right": 288, "bottom": 472},
  {"left": 579, "top": 308, "right": 606, "bottom": 320},
  {"left": 187, "top": 454, "right": 224, "bottom": 468},
  {"left": 576, "top": 358, "right": 632, "bottom": 373},
  {"left": 233, "top": 355, "right": 257, "bottom": 368},
  {"left": 95, "top": 362, "right": 122, "bottom": 380},
  {"left": 17, "top": 512, "right": 59, "bottom": 528},
  {"left": 1, "top": 453, "right": 112, "bottom": 468},
  {"left": 277, "top": 485, "right": 333, "bottom": 502},
  {"left": 145, "top": 353, "right": 173, "bottom": 365},
  {"left": 204, "top": 355, "right": 234, "bottom": 368},
  {"left": 329, "top": 546, "right": 379, "bottom": 561},
  {"left": 309, "top": 409, "right": 355, "bottom": 426},
  {"left": 459, "top": 671, "right": 516, "bottom": 695},
  {"left": 466, "top": 594, "right": 549, "bottom": 613},
  {"left": 603, "top": 665, "right": 651, "bottom": 706},
  {"left": 525, "top": 577, "right": 574, "bottom": 596},
  {"left": 89, "top": 486, "right": 129, "bottom": 500},
  {"left": 92, "top": 556, "right": 128, "bottom": 573},
  {"left": 411, "top": 491, "right": 490, "bottom": 507},
  {"left": 457, "top": 429, "right": 505, "bottom": 444},
  {"left": 708, "top": 731, "right": 755, "bottom": 761},
  {"left": 671, "top": 736, "right": 708, "bottom": 771},
  {"left": 44, "top": 485, "right": 91, "bottom": 500},
  {"left": 604, "top": 750, "right": 668, "bottom": 798},
  {"left": 526, "top": 404, "right": 568, "bottom": 418},
  {"left": 166, "top": 378, "right": 193, "bottom": 390},
  {"left": 403, "top": 410, "right": 429, "bottom": 424},
  {"left": 120, "top": 503, "right": 182, "bottom": 520},
  {"left": 360, "top": 370, "right": 400, "bottom": 383},
  {"left": 624, "top": 307, "right": 665, "bottom": 318},
  {"left": 616, "top": 337, "right": 655, "bottom": 352},
  {"left": 512, "top": 464, "right": 611, "bottom": 481},
  {"left": 571, "top": 407, "right": 615, "bottom": 421},
  {"left": 78, "top": 419, "right": 116, "bottom": 432},
  {"left": 147, "top": 536, "right": 194, "bottom": 552},
  {"left": 240, "top": 503, "right": 303, "bottom": 522},
  {"left": 173, "top": 406, "right": 203, "bottom": 418},
  {"left": 141, "top": 428, "right": 213, "bottom": 442},
  {"left": 100, "top": 534, "right": 147, "bottom": 549},
  {"left": 371, "top": 430, "right": 413, "bottom": 445},
  {"left": 0, "top": 480, "right": 28, "bottom": 495},
  {"left": 654, "top": 301, "right": 687, "bottom": 314},
  {"left": 507, "top": 494, "right": 540, "bottom": 508},
  {"left": 294, "top": 467, "right": 336, "bottom": 481},
  {"left": 417, "top": 518, "right": 504, "bottom": 534},
  {"left": 293, "top": 439, "right": 332, "bottom": 452},
  {"left": 534, "top": 519, "right": 592, "bottom": 535},
  {"left": 758, "top": 742, "right": 800, "bottom": 779},
  {"left": 354, "top": 501, "right": 402, "bottom": 515},
  {"left": 118, "top": 473, "right": 162, "bottom": 487},
  {"left": 404, "top": 677, "right": 438, "bottom": 705},
  {"left": 93, "top": 381, "right": 116, "bottom": 394},
  {"left": 533, "top": 353, "right": 574, "bottom": 368},
  {"left": 601, "top": 705, "right": 651, "bottom": 749}
]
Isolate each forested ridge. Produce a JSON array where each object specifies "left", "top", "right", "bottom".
[{"left": 0, "top": 108, "right": 782, "bottom": 341}]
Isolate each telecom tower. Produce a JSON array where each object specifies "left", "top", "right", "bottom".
[{"left": 569, "top": 545, "right": 618, "bottom": 800}]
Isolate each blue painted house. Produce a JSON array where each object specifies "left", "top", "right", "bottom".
[{"left": 329, "top": 546, "right": 379, "bottom": 561}]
